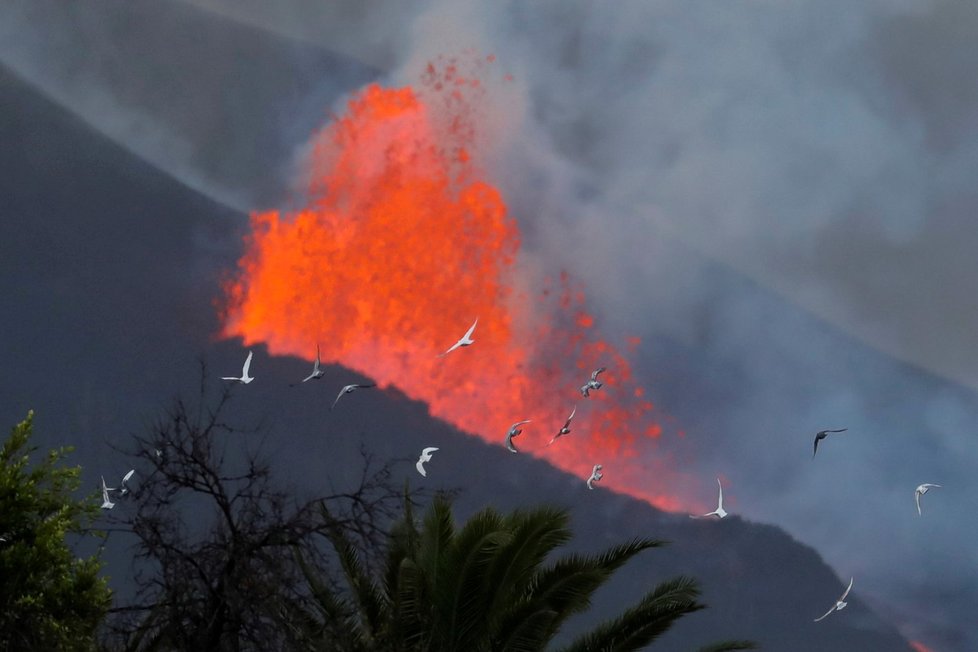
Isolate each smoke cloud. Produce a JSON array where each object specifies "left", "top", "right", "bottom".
[{"left": 0, "top": 0, "right": 375, "bottom": 212}]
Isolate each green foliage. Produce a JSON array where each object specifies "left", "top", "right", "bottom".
[
  {"left": 296, "top": 494, "right": 756, "bottom": 651},
  {"left": 0, "top": 411, "right": 111, "bottom": 651}
]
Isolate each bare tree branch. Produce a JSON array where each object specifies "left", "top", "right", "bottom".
[{"left": 99, "top": 365, "right": 421, "bottom": 651}]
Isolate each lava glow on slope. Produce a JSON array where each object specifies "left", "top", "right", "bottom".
[{"left": 220, "top": 58, "right": 682, "bottom": 511}]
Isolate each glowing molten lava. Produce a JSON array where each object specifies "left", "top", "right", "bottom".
[{"left": 221, "top": 59, "right": 680, "bottom": 511}]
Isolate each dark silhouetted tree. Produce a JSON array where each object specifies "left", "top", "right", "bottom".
[{"left": 101, "top": 371, "right": 411, "bottom": 652}]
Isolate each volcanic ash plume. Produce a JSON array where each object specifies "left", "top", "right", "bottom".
[{"left": 221, "top": 58, "right": 683, "bottom": 511}]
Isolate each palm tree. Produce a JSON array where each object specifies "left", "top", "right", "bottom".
[{"left": 289, "top": 495, "right": 756, "bottom": 652}]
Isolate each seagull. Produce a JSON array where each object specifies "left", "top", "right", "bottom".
[
  {"left": 416, "top": 447, "right": 439, "bottom": 477},
  {"left": 294, "top": 344, "right": 325, "bottom": 385},
  {"left": 548, "top": 407, "right": 577, "bottom": 446},
  {"left": 221, "top": 350, "right": 255, "bottom": 384},
  {"left": 690, "top": 477, "right": 728, "bottom": 519},
  {"left": 814, "top": 577, "right": 854, "bottom": 622},
  {"left": 505, "top": 420, "right": 531, "bottom": 453},
  {"left": 438, "top": 318, "right": 478, "bottom": 357},
  {"left": 587, "top": 464, "right": 603, "bottom": 490},
  {"left": 580, "top": 367, "right": 606, "bottom": 398},
  {"left": 812, "top": 428, "right": 847, "bottom": 458},
  {"left": 118, "top": 469, "right": 136, "bottom": 497},
  {"left": 915, "top": 483, "right": 942, "bottom": 516},
  {"left": 100, "top": 476, "right": 115, "bottom": 510},
  {"left": 154, "top": 448, "right": 163, "bottom": 459},
  {"left": 331, "top": 383, "right": 376, "bottom": 410}
]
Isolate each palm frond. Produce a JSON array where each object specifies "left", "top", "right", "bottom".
[
  {"left": 417, "top": 495, "right": 455, "bottom": 587},
  {"left": 522, "top": 537, "right": 664, "bottom": 621},
  {"left": 394, "top": 557, "right": 429, "bottom": 649},
  {"left": 590, "top": 537, "right": 667, "bottom": 574},
  {"left": 273, "top": 591, "right": 359, "bottom": 652},
  {"left": 289, "top": 495, "right": 748, "bottom": 652},
  {"left": 440, "top": 510, "right": 508, "bottom": 649},
  {"left": 487, "top": 506, "right": 572, "bottom": 608},
  {"left": 557, "top": 575, "right": 704, "bottom": 652},
  {"left": 491, "top": 601, "right": 562, "bottom": 652},
  {"left": 292, "top": 549, "right": 363, "bottom": 649},
  {"left": 320, "top": 503, "right": 384, "bottom": 644}
]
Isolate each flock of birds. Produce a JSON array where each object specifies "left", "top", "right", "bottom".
[
  {"left": 680, "top": 437, "right": 942, "bottom": 622},
  {"left": 97, "top": 316, "right": 945, "bottom": 626}
]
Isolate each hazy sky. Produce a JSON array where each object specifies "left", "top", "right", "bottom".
[{"left": 2, "top": 1, "right": 977, "bottom": 649}]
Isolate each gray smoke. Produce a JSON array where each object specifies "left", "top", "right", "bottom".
[{"left": 0, "top": 0, "right": 375, "bottom": 212}]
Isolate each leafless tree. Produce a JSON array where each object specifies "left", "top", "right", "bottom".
[{"left": 100, "top": 363, "right": 415, "bottom": 651}]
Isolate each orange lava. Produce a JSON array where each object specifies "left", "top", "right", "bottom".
[
  {"left": 910, "top": 641, "right": 935, "bottom": 652},
  {"left": 221, "top": 57, "right": 681, "bottom": 511}
]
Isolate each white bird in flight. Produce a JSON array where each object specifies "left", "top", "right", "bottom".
[
  {"left": 587, "top": 464, "right": 603, "bottom": 490},
  {"left": 100, "top": 476, "right": 115, "bottom": 510},
  {"left": 548, "top": 407, "right": 577, "bottom": 446},
  {"left": 506, "top": 420, "right": 531, "bottom": 453},
  {"left": 690, "top": 477, "right": 728, "bottom": 519},
  {"left": 814, "top": 577, "right": 854, "bottom": 622},
  {"left": 294, "top": 344, "right": 325, "bottom": 385},
  {"left": 580, "top": 367, "right": 606, "bottom": 398},
  {"left": 438, "top": 318, "right": 478, "bottom": 357},
  {"left": 915, "top": 483, "right": 942, "bottom": 516},
  {"left": 331, "top": 383, "right": 376, "bottom": 410},
  {"left": 118, "top": 469, "right": 135, "bottom": 497},
  {"left": 416, "top": 447, "right": 439, "bottom": 477},
  {"left": 221, "top": 350, "right": 255, "bottom": 384}
]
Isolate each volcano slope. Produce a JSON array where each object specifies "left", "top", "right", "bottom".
[{"left": 0, "top": 60, "right": 916, "bottom": 651}]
